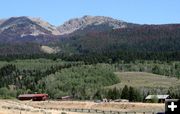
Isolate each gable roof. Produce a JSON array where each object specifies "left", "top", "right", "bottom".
[{"left": 145, "top": 95, "right": 170, "bottom": 100}]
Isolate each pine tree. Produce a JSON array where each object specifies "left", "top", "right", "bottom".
[
  {"left": 121, "top": 85, "right": 129, "bottom": 99},
  {"left": 93, "top": 90, "right": 102, "bottom": 100},
  {"left": 112, "top": 87, "right": 120, "bottom": 100},
  {"left": 129, "top": 86, "right": 135, "bottom": 102}
]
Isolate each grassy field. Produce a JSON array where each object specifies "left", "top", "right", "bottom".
[{"left": 108, "top": 72, "right": 180, "bottom": 89}]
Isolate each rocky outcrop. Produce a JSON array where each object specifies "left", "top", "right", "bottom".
[{"left": 57, "top": 15, "right": 134, "bottom": 35}]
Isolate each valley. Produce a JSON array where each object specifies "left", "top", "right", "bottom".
[{"left": 0, "top": 15, "right": 180, "bottom": 114}]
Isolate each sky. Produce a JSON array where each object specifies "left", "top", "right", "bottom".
[{"left": 0, "top": 0, "right": 179, "bottom": 25}]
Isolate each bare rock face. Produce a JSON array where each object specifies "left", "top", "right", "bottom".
[
  {"left": 0, "top": 19, "right": 6, "bottom": 33},
  {"left": 0, "top": 15, "right": 137, "bottom": 44},
  {"left": 0, "top": 15, "right": 135, "bottom": 37},
  {"left": 57, "top": 15, "right": 131, "bottom": 35},
  {"left": 0, "top": 16, "right": 52, "bottom": 36},
  {"left": 0, "top": 16, "right": 61, "bottom": 37},
  {"left": 0, "top": 19, "right": 6, "bottom": 25},
  {"left": 29, "top": 17, "right": 60, "bottom": 35}
]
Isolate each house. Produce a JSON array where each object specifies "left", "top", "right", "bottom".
[
  {"left": 145, "top": 95, "right": 171, "bottom": 103},
  {"left": 18, "top": 94, "right": 48, "bottom": 101}
]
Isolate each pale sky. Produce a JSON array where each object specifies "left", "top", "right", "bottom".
[{"left": 0, "top": 0, "right": 179, "bottom": 25}]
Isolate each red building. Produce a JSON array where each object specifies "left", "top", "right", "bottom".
[{"left": 18, "top": 94, "right": 48, "bottom": 101}]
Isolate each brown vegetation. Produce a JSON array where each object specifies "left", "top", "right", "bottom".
[{"left": 0, "top": 100, "right": 165, "bottom": 114}]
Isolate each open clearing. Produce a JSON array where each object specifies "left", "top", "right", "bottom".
[
  {"left": 109, "top": 72, "right": 180, "bottom": 89},
  {"left": 0, "top": 100, "right": 84, "bottom": 114},
  {"left": 0, "top": 100, "right": 164, "bottom": 114}
]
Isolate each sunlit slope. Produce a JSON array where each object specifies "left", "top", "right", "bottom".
[{"left": 109, "top": 72, "right": 180, "bottom": 89}]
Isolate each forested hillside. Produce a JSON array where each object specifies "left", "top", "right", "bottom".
[
  {"left": 0, "top": 59, "right": 180, "bottom": 101},
  {"left": 66, "top": 24, "right": 180, "bottom": 52},
  {"left": 0, "top": 59, "right": 120, "bottom": 99},
  {"left": 0, "top": 22, "right": 180, "bottom": 61}
]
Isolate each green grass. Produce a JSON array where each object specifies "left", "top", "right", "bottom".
[{"left": 108, "top": 72, "right": 180, "bottom": 89}]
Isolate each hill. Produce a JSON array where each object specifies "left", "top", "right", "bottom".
[
  {"left": 0, "top": 60, "right": 119, "bottom": 99},
  {"left": 108, "top": 72, "right": 180, "bottom": 90}
]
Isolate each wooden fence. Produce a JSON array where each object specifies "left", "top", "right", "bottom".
[
  {"left": 60, "top": 108, "right": 158, "bottom": 114},
  {"left": 2, "top": 105, "right": 160, "bottom": 114}
]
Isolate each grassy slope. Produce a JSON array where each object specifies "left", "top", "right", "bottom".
[{"left": 108, "top": 72, "right": 180, "bottom": 89}]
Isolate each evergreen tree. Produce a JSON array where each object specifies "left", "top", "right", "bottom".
[
  {"left": 152, "top": 65, "right": 160, "bottom": 74},
  {"left": 129, "top": 86, "right": 135, "bottom": 102},
  {"left": 121, "top": 85, "right": 129, "bottom": 99},
  {"left": 112, "top": 87, "right": 120, "bottom": 100},
  {"left": 93, "top": 90, "right": 102, "bottom": 100}
]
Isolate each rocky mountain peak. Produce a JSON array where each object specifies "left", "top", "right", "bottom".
[
  {"left": 29, "top": 17, "right": 60, "bottom": 35},
  {"left": 0, "top": 15, "right": 137, "bottom": 38},
  {"left": 0, "top": 16, "right": 61, "bottom": 36},
  {"left": 0, "top": 16, "right": 52, "bottom": 36},
  {"left": 0, "top": 19, "right": 6, "bottom": 25},
  {"left": 57, "top": 15, "right": 130, "bottom": 35}
]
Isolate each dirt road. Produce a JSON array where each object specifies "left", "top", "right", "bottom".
[{"left": 0, "top": 100, "right": 164, "bottom": 114}]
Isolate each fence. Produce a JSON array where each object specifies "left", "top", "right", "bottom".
[
  {"left": 60, "top": 108, "right": 157, "bottom": 114},
  {"left": 2, "top": 105, "right": 159, "bottom": 114}
]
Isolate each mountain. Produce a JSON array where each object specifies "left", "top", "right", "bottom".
[
  {"left": 0, "top": 16, "right": 61, "bottom": 38},
  {"left": 0, "top": 15, "right": 136, "bottom": 39},
  {"left": 0, "top": 15, "right": 180, "bottom": 60},
  {"left": 60, "top": 24, "right": 180, "bottom": 54},
  {"left": 0, "top": 19, "right": 5, "bottom": 25},
  {"left": 0, "top": 17, "right": 51, "bottom": 36},
  {"left": 0, "top": 16, "right": 62, "bottom": 44},
  {"left": 57, "top": 15, "right": 136, "bottom": 35},
  {"left": 29, "top": 17, "right": 60, "bottom": 35},
  {"left": 0, "top": 17, "right": 61, "bottom": 55}
]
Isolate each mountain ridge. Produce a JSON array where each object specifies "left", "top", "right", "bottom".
[
  {"left": 0, "top": 15, "right": 133, "bottom": 37},
  {"left": 57, "top": 15, "right": 136, "bottom": 35},
  {"left": 0, "top": 15, "right": 180, "bottom": 57},
  {"left": 0, "top": 16, "right": 61, "bottom": 36}
]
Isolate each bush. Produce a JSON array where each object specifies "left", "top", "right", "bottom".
[{"left": 0, "top": 87, "right": 16, "bottom": 99}]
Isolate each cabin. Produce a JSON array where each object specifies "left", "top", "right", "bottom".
[
  {"left": 145, "top": 95, "right": 171, "bottom": 103},
  {"left": 18, "top": 94, "right": 48, "bottom": 101}
]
